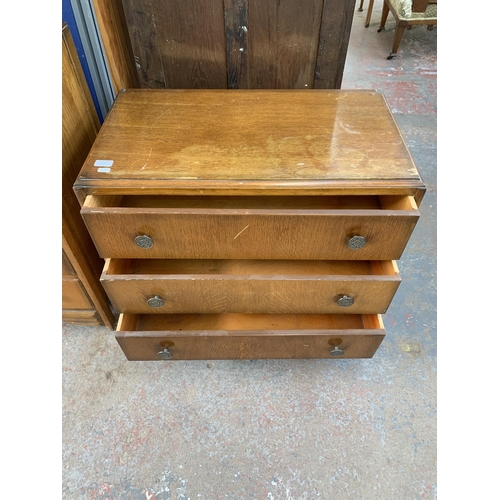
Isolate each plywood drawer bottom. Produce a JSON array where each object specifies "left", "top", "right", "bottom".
[{"left": 115, "top": 313, "right": 385, "bottom": 360}]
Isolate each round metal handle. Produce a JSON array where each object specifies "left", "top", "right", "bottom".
[
  {"left": 338, "top": 295, "right": 354, "bottom": 307},
  {"left": 147, "top": 296, "right": 164, "bottom": 308},
  {"left": 157, "top": 348, "right": 173, "bottom": 359},
  {"left": 134, "top": 234, "right": 154, "bottom": 248},
  {"left": 347, "top": 235, "right": 366, "bottom": 250},
  {"left": 330, "top": 347, "right": 345, "bottom": 357}
]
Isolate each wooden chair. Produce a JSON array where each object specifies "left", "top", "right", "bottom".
[
  {"left": 358, "top": 0, "right": 376, "bottom": 28},
  {"left": 359, "top": 0, "right": 437, "bottom": 58},
  {"left": 377, "top": 0, "right": 437, "bottom": 59}
]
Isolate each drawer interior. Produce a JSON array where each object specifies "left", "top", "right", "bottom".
[
  {"left": 86, "top": 194, "right": 417, "bottom": 211},
  {"left": 118, "top": 313, "right": 383, "bottom": 333},
  {"left": 105, "top": 259, "right": 399, "bottom": 277}
]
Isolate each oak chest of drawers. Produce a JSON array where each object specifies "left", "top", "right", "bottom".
[{"left": 74, "top": 89, "right": 425, "bottom": 361}]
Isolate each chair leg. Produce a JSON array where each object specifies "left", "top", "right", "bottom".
[
  {"left": 427, "top": 24, "right": 435, "bottom": 30},
  {"left": 377, "top": 1, "right": 390, "bottom": 32},
  {"left": 358, "top": 0, "right": 364, "bottom": 11},
  {"left": 365, "top": 0, "right": 375, "bottom": 28},
  {"left": 388, "top": 22, "right": 406, "bottom": 59}
]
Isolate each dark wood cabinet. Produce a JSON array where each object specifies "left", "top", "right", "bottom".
[{"left": 119, "top": 0, "right": 357, "bottom": 90}]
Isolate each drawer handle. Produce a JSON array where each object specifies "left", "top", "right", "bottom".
[
  {"left": 157, "top": 348, "right": 173, "bottom": 360},
  {"left": 347, "top": 235, "right": 366, "bottom": 249},
  {"left": 330, "top": 347, "right": 345, "bottom": 357},
  {"left": 134, "top": 234, "right": 154, "bottom": 248},
  {"left": 338, "top": 295, "right": 354, "bottom": 307},
  {"left": 147, "top": 296, "right": 165, "bottom": 308}
]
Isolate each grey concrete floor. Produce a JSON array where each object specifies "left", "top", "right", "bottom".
[{"left": 62, "top": 4, "right": 437, "bottom": 498}]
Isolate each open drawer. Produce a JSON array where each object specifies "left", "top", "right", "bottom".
[
  {"left": 115, "top": 313, "right": 386, "bottom": 360},
  {"left": 81, "top": 194, "right": 419, "bottom": 260},
  {"left": 102, "top": 259, "right": 400, "bottom": 314}
]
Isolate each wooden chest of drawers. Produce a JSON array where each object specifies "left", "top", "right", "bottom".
[{"left": 74, "top": 89, "right": 425, "bottom": 361}]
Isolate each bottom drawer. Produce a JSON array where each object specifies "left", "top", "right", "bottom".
[{"left": 115, "top": 313, "right": 385, "bottom": 360}]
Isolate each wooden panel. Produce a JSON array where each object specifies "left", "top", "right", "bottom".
[
  {"left": 102, "top": 259, "right": 401, "bottom": 314},
  {"left": 115, "top": 313, "right": 385, "bottom": 360},
  {"left": 247, "top": 0, "right": 323, "bottom": 88},
  {"left": 62, "top": 23, "right": 115, "bottom": 329},
  {"left": 62, "top": 279, "right": 93, "bottom": 310},
  {"left": 122, "top": 0, "right": 227, "bottom": 88},
  {"left": 246, "top": 0, "right": 278, "bottom": 87},
  {"left": 120, "top": 0, "right": 165, "bottom": 88},
  {"left": 118, "top": 0, "right": 353, "bottom": 89},
  {"left": 223, "top": 0, "right": 249, "bottom": 89},
  {"left": 92, "top": 0, "right": 139, "bottom": 92},
  {"left": 63, "top": 309, "right": 102, "bottom": 326},
  {"left": 81, "top": 195, "right": 419, "bottom": 260},
  {"left": 62, "top": 249, "right": 76, "bottom": 277},
  {"left": 315, "top": 0, "right": 356, "bottom": 89},
  {"left": 275, "top": 0, "right": 324, "bottom": 88},
  {"left": 74, "top": 89, "right": 425, "bottom": 198}
]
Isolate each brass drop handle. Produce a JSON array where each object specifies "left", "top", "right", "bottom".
[
  {"left": 330, "top": 347, "right": 345, "bottom": 357},
  {"left": 147, "top": 296, "right": 164, "bottom": 308},
  {"left": 347, "top": 235, "right": 366, "bottom": 249},
  {"left": 338, "top": 295, "right": 354, "bottom": 307},
  {"left": 157, "top": 348, "right": 173, "bottom": 359},
  {"left": 134, "top": 234, "right": 154, "bottom": 248}
]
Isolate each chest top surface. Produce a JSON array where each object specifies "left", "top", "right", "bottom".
[{"left": 74, "top": 89, "right": 425, "bottom": 195}]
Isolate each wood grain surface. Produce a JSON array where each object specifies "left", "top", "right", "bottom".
[
  {"left": 115, "top": 313, "right": 385, "bottom": 360},
  {"left": 224, "top": 0, "right": 249, "bottom": 89},
  {"left": 102, "top": 259, "right": 400, "bottom": 314},
  {"left": 81, "top": 194, "right": 419, "bottom": 260},
  {"left": 62, "top": 279, "right": 93, "bottom": 310},
  {"left": 122, "top": 0, "right": 227, "bottom": 88},
  {"left": 315, "top": 0, "right": 357, "bottom": 88},
  {"left": 247, "top": 0, "right": 323, "bottom": 88},
  {"left": 62, "top": 23, "right": 115, "bottom": 328},
  {"left": 92, "top": 0, "right": 139, "bottom": 92},
  {"left": 74, "top": 89, "right": 425, "bottom": 199},
  {"left": 119, "top": 0, "right": 355, "bottom": 89}
]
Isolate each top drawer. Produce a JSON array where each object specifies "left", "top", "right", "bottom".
[{"left": 81, "top": 194, "right": 419, "bottom": 260}]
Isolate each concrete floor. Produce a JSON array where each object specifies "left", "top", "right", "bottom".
[{"left": 62, "top": 4, "right": 437, "bottom": 498}]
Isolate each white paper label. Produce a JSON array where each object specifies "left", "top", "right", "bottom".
[{"left": 94, "top": 160, "right": 114, "bottom": 167}]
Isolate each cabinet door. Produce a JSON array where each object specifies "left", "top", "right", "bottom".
[{"left": 120, "top": 0, "right": 356, "bottom": 89}]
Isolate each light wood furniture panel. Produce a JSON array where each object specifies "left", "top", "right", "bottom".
[
  {"left": 62, "top": 22, "right": 115, "bottom": 328},
  {"left": 92, "top": 0, "right": 139, "bottom": 93},
  {"left": 74, "top": 89, "right": 425, "bottom": 359},
  {"left": 81, "top": 194, "right": 418, "bottom": 260},
  {"left": 116, "top": 313, "right": 386, "bottom": 360},
  {"left": 102, "top": 259, "right": 400, "bottom": 314}
]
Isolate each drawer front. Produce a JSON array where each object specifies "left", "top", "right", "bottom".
[
  {"left": 62, "top": 278, "right": 93, "bottom": 310},
  {"left": 115, "top": 313, "right": 385, "bottom": 360},
  {"left": 81, "top": 195, "right": 419, "bottom": 260},
  {"left": 102, "top": 260, "right": 400, "bottom": 314},
  {"left": 63, "top": 309, "right": 102, "bottom": 326}
]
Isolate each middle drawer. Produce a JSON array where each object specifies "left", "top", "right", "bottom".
[{"left": 101, "top": 259, "right": 400, "bottom": 314}]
